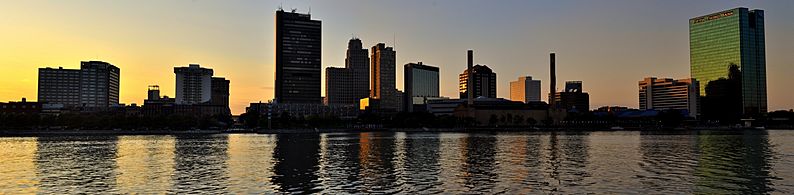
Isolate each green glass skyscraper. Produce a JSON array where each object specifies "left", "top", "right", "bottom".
[{"left": 690, "top": 7, "right": 766, "bottom": 118}]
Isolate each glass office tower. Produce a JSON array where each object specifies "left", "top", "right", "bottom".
[{"left": 690, "top": 7, "right": 766, "bottom": 117}]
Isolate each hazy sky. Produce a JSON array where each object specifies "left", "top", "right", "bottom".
[{"left": 1, "top": 0, "right": 792, "bottom": 114}]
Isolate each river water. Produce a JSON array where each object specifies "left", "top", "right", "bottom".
[{"left": 1, "top": 130, "right": 793, "bottom": 194}]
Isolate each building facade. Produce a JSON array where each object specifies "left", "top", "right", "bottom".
[
  {"left": 404, "top": 62, "right": 439, "bottom": 112},
  {"left": 370, "top": 43, "right": 397, "bottom": 111},
  {"left": 459, "top": 65, "right": 496, "bottom": 99},
  {"left": 174, "top": 64, "right": 213, "bottom": 105},
  {"left": 639, "top": 77, "right": 700, "bottom": 118},
  {"left": 510, "top": 76, "right": 541, "bottom": 103},
  {"left": 38, "top": 67, "right": 80, "bottom": 107},
  {"left": 551, "top": 81, "right": 589, "bottom": 112},
  {"left": 690, "top": 7, "right": 766, "bottom": 117},
  {"left": 211, "top": 77, "right": 230, "bottom": 108},
  {"left": 79, "top": 61, "right": 120, "bottom": 109},
  {"left": 325, "top": 38, "right": 370, "bottom": 105},
  {"left": 275, "top": 9, "right": 322, "bottom": 104}
]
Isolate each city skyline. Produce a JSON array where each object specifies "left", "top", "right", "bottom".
[{"left": 1, "top": 1, "right": 793, "bottom": 114}]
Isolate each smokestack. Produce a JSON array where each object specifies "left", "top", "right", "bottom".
[
  {"left": 549, "top": 52, "right": 556, "bottom": 106},
  {"left": 467, "top": 50, "right": 474, "bottom": 105}
]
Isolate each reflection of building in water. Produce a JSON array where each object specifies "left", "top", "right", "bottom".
[
  {"left": 461, "top": 134, "right": 498, "bottom": 192},
  {"left": 538, "top": 132, "right": 590, "bottom": 192},
  {"left": 272, "top": 134, "right": 321, "bottom": 193},
  {"left": 316, "top": 133, "right": 362, "bottom": 193},
  {"left": 35, "top": 136, "right": 119, "bottom": 194},
  {"left": 493, "top": 133, "right": 543, "bottom": 193},
  {"left": 402, "top": 132, "right": 443, "bottom": 193},
  {"left": 638, "top": 131, "right": 697, "bottom": 192},
  {"left": 115, "top": 136, "right": 175, "bottom": 194},
  {"left": 0, "top": 138, "right": 38, "bottom": 194},
  {"left": 169, "top": 135, "right": 229, "bottom": 193},
  {"left": 226, "top": 134, "right": 279, "bottom": 193},
  {"left": 694, "top": 131, "right": 774, "bottom": 194},
  {"left": 584, "top": 132, "right": 642, "bottom": 190},
  {"left": 357, "top": 132, "right": 399, "bottom": 192}
]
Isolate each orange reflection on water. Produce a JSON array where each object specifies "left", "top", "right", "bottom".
[{"left": 0, "top": 137, "right": 39, "bottom": 194}]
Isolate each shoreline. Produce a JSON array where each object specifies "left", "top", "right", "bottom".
[{"left": 1, "top": 127, "right": 789, "bottom": 137}]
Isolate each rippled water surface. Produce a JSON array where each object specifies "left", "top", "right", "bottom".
[{"left": 1, "top": 130, "right": 793, "bottom": 194}]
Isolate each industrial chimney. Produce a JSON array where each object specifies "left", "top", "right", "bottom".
[
  {"left": 467, "top": 50, "right": 474, "bottom": 105},
  {"left": 549, "top": 52, "right": 556, "bottom": 107}
]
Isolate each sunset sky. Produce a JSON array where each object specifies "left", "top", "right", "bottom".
[{"left": 1, "top": 0, "right": 792, "bottom": 114}]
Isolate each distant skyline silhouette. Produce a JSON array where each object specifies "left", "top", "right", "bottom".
[{"left": 1, "top": 0, "right": 792, "bottom": 114}]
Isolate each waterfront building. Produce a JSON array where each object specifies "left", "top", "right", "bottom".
[
  {"left": 404, "top": 62, "right": 439, "bottom": 112},
  {"left": 0, "top": 98, "right": 42, "bottom": 115},
  {"left": 370, "top": 43, "right": 397, "bottom": 111},
  {"left": 551, "top": 81, "right": 590, "bottom": 112},
  {"left": 510, "top": 76, "right": 541, "bottom": 103},
  {"left": 690, "top": 7, "right": 766, "bottom": 117},
  {"left": 79, "top": 61, "right": 120, "bottom": 109},
  {"left": 459, "top": 65, "right": 496, "bottom": 99},
  {"left": 639, "top": 77, "right": 700, "bottom": 118},
  {"left": 174, "top": 64, "right": 213, "bottom": 105},
  {"left": 275, "top": 9, "right": 322, "bottom": 104},
  {"left": 326, "top": 38, "right": 370, "bottom": 105},
  {"left": 454, "top": 97, "right": 566, "bottom": 126},
  {"left": 38, "top": 67, "right": 80, "bottom": 107},
  {"left": 38, "top": 61, "right": 120, "bottom": 110},
  {"left": 211, "top": 77, "right": 230, "bottom": 108}
]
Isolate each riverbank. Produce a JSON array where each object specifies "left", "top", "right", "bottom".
[{"left": 1, "top": 126, "right": 787, "bottom": 137}]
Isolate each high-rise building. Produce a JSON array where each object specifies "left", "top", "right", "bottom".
[
  {"left": 174, "top": 64, "right": 213, "bottom": 105},
  {"left": 79, "top": 61, "right": 120, "bottom": 108},
  {"left": 639, "top": 77, "right": 700, "bottom": 118},
  {"left": 510, "top": 76, "right": 541, "bottom": 103},
  {"left": 325, "top": 38, "right": 369, "bottom": 105},
  {"left": 211, "top": 77, "right": 230, "bottom": 108},
  {"left": 690, "top": 7, "right": 766, "bottom": 117},
  {"left": 38, "top": 67, "right": 80, "bottom": 107},
  {"left": 404, "top": 62, "right": 439, "bottom": 112},
  {"left": 275, "top": 9, "right": 322, "bottom": 104},
  {"left": 370, "top": 43, "right": 397, "bottom": 110},
  {"left": 459, "top": 65, "right": 496, "bottom": 99}
]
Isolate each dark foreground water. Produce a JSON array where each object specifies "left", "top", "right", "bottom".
[{"left": 1, "top": 130, "right": 793, "bottom": 194}]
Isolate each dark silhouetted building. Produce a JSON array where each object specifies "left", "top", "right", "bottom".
[
  {"left": 79, "top": 61, "right": 120, "bottom": 109},
  {"left": 459, "top": 65, "right": 496, "bottom": 99},
  {"left": 0, "top": 98, "right": 42, "bottom": 115},
  {"left": 690, "top": 7, "right": 766, "bottom": 117},
  {"left": 38, "top": 67, "right": 80, "bottom": 107},
  {"left": 404, "top": 62, "right": 439, "bottom": 112},
  {"left": 370, "top": 43, "right": 397, "bottom": 111},
  {"left": 551, "top": 81, "right": 589, "bottom": 112},
  {"left": 326, "top": 38, "right": 370, "bottom": 105},
  {"left": 38, "top": 61, "right": 119, "bottom": 110},
  {"left": 275, "top": 9, "right": 322, "bottom": 104},
  {"left": 211, "top": 77, "right": 230, "bottom": 111}
]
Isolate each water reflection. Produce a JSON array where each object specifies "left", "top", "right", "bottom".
[
  {"left": 0, "top": 137, "right": 38, "bottom": 194},
  {"left": 694, "top": 130, "right": 776, "bottom": 194},
  {"left": 115, "top": 135, "right": 175, "bottom": 194},
  {"left": 35, "top": 136, "right": 119, "bottom": 194},
  {"left": 0, "top": 131, "right": 790, "bottom": 193},
  {"left": 271, "top": 134, "right": 321, "bottom": 193},
  {"left": 169, "top": 135, "right": 229, "bottom": 193}
]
